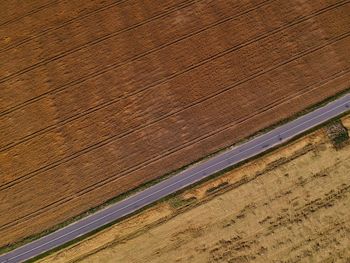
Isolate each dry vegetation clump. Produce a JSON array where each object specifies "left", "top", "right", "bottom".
[
  {"left": 325, "top": 120, "right": 349, "bottom": 148},
  {"left": 0, "top": 0, "right": 350, "bottom": 247}
]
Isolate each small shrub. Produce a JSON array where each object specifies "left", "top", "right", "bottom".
[{"left": 325, "top": 121, "right": 349, "bottom": 148}]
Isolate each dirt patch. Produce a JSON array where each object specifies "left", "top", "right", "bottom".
[
  {"left": 341, "top": 114, "right": 350, "bottom": 129},
  {"left": 41, "top": 116, "right": 350, "bottom": 263},
  {"left": 1, "top": 0, "right": 350, "bottom": 246}
]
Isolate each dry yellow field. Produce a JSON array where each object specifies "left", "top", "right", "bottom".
[{"left": 39, "top": 114, "right": 350, "bottom": 263}]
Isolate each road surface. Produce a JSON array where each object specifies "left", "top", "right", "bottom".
[{"left": 1, "top": 93, "right": 350, "bottom": 262}]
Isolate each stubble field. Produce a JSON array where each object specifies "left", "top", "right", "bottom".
[{"left": 0, "top": 0, "right": 350, "bottom": 247}]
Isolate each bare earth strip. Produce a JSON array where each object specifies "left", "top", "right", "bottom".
[
  {"left": 0, "top": 0, "right": 349, "bottom": 246},
  {"left": 40, "top": 115, "right": 350, "bottom": 263}
]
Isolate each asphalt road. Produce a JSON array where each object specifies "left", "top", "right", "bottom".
[{"left": 1, "top": 93, "right": 350, "bottom": 263}]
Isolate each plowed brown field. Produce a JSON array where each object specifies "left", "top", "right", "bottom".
[{"left": 0, "top": 0, "right": 349, "bottom": 247}]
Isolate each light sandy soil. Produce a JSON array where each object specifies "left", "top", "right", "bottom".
[
  {"left": 41, "top": 116, "right": 350, "bottom": 263},
  {"left": 341, "top": 114, "right": 350, "bottom": 129}
]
